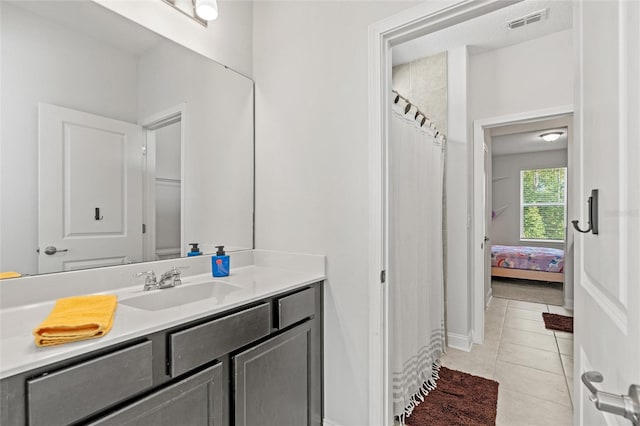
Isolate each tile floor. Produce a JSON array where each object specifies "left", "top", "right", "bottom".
[{"left": 441, "top": 297, "right": 574, "bottom": 425}]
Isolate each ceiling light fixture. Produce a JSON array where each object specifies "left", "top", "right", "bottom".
[
  {"left": 540, "top": 131, "right": 563, "bottom": 142},
  {"left": 195, "top": 0, "right": 218, "bottom": 21}
]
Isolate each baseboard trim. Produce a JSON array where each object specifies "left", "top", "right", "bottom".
[
  {"left": 447, "top": 332, "right": 472, "bottom": 352},
  {"left": 564, "top": 297, "right": 574, "bottom": 310},
  {"left": 323, "top": 418, "right": 341, "bottom": 426},
  {"left": 486, "top": 288, "right": 493, "bottom": 308}
]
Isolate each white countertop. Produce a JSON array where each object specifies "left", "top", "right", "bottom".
[{"left": 0, "top": 250, "right": 325, "bottom": 379}]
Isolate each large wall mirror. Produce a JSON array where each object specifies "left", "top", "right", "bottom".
[{"left": 0, "top": 1, "right": 254, "bottom": 276}]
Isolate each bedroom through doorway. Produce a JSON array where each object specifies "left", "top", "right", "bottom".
[{"left": 484, "top": 114, "right": 573, "bottom": 308}]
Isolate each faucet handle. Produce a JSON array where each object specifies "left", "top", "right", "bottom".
[
  {"left": 160, "top": 266, "right": 182, "bottom": 277},
  {"left": 136, "top": 270, "right": 156, "bottom": 280},
  {"left": 135, "top": 270, "right": 157, "bottom": 289},
  {"left": 156, "top": 267, "right": 183, "bottom": 288},
  {"left": 171, "top": 268, "right": 182, "bottom": 286}
]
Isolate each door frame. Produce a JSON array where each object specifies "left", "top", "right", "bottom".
[
  {"left": 367, "top": 1, "right": 522, "bottom": 424},
  {"left": 471, "top": 106, "right": 574, "bottom": 343},
  {"left": 140, "top": 103, "right": 186, "bottom": 261}
]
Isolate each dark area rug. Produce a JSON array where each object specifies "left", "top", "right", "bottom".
[
  {"left": 405, "top": 367, "right": 499, "bottom": 426},
  {"left": 542, "top": 312, "right": 574, "bottom": 333}
]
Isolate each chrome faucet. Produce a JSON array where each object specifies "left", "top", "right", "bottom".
[
  {"left": 136, "top": 267, "right": 183, "bottom": 291},
  {"left": 136, "top": 270, "right": 157, "bottom": 291},
  {"left": 157, "top": 267, "right": 182, "bottom": 289}
]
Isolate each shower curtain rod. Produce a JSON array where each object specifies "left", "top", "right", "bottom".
[{"left": 392, "top": 90, "right": 447, "bottom": 141}]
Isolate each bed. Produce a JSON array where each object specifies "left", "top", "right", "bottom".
[{"left": 491, "top": 244, "right": 564, "bottom": 283}]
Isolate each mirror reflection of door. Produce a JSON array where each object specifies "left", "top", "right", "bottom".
[
  {"left": 145, "top": 119, "right": 182, "bottom": 261},
  {"left": 38, "top": 103, "right": 144, "bottom": 274}
]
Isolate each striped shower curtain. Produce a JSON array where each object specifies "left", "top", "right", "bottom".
[{"left": 389, "top": 102, "right": 446, "bottom": 423}]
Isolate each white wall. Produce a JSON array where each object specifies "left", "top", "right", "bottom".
[
  {"left": 0, "top": 3, "right": 138, "bottom": 275},
  {"left": 94, "top": 0, "right": 253, "bottom": 77},
  {"left": 446, "top": 46, "right": 472, "bottom": 347},
  {"left": 138, "top": 40, "right": 254, "bottom": 253},
  {"left": 492, "top": 149, "right": 568, "bottom": 248},
  {"left": 469, "top": 29, "right": 573, "bottom": 120},
  {"left": 252, "top": 2, "right": 419, "bottom": 425}
]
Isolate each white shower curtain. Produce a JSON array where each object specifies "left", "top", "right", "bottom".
[{"left": 389, "top": 102, "right": 446, "bottom": 423}]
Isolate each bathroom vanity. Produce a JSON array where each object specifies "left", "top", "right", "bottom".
[{"left": 0, "top": 251, "right": 324, "bottom": 426}]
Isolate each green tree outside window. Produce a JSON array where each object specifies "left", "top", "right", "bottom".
[{"left": 520, "top": 167, "right": 567, "bottom": 241}]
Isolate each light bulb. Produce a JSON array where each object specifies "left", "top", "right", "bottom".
[
  {"left": 195, "top": 0, "right": 218, "bottom": 21},
  {"left": 540, "top": 132, "right": 563, "bottom": 142}
]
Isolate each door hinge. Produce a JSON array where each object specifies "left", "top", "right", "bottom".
[
  {"left": 142, "top": 145, "right": 147, "bottom": 156},
  {"left": 380, "top": 270, "right": 386, "bottom": 283},
  {"left": 142, "top": 224, "right": 146, "bottom": 234}
]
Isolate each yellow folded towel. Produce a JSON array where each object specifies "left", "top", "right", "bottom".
[
  {"left": 0, "top": 271, "right": 22, "bottom": 279},
  {"left": 33, "top": 295, "right": 117, "bottom": 347}
]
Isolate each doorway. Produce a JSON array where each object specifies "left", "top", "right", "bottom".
[
  {"left": 140, "top": 104, "right": 186, "bottom": 262},
  {"left": 371, "top": 1, "right": 639, "bottom": 424},
  {"left": 370, "top": 1, "right": 576, "bottom": 423},
  {"left": 483, "top": 117, "right": 573, "bottom": 308}
]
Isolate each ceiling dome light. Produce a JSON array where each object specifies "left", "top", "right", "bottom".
[
  {"left": 195, "top": 0, "right": 218, "bottom": 21},
  {"left": 540, "top": 131, "right": 563, "bottom": 142}
]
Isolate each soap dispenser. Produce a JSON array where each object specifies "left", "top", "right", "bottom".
[
  {"left": 187, "top": 243, "right": 202, "bottom": 257},
  {"left": 212, "top": 245, "right": 230, "bottom": 277}
]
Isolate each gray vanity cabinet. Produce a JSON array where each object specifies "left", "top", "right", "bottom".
[
  {"left": 234, "top": 323, "right": 312, "bottom": 426},
  {"left": 0, "top": 282, "right": 322, "bottom": 426},
  {"left": 89, "top": 363, "right": 223, "bottom": 426},
  {"left": 234, "top": 285, "right": 322, "bottom": 426}
]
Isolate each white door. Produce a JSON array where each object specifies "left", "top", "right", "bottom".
[
  {"left": 574, "top": 1, "right": 640, "bottom": 425},
  {"left": 38, "top": 103, "right": 144, "bottom": 273}
]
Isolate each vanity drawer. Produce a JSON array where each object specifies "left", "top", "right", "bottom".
[
  {"left": 169, "top": 303, "right": 271, "bottom": 377},
  {"left": 276, "top": 287, "right": 316, "bottom": 329},
  {"left": 27, "top": 341, "right": 153, "bottom": 426}
]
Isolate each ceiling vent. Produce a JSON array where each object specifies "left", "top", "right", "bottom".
[{"left": 507, "top": 9, "right": 548, "bottom": 30}]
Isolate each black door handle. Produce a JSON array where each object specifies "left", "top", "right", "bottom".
[{"left": 572, "top": 189, "right": 598, "bottom": 234}]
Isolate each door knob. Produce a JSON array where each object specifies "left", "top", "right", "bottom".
[
  {"left": 43, "top": 246, "right": 69, "bottom": 255},
  {"left": 582, "top": 371, "right": 640, "bottom": 425}
]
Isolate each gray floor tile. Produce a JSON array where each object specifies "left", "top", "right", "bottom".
[
  {"left": 556, "top": 337, "right": 573, "bottom": 356},
  {"left": 501, "top": 327, "right": 558, "bottom": 352},
  {"left": 548, "top": 305, "right": 574, "bottom": 316},
  {"left": 507, "top": 299, "right": 550, "bottom": 312},
  {"left": 442, "top": 291, "right": 575, "bottom": 424},
  {"left": 497, "top": 342, "right": 564, "bottom": 374},
  {"left": 561, "top": 354, "right": 574, "bottom": 378},
  {"left": 554, "top": 330, "right": 574, "bottom": 339},
  {"left": 504, "top": 316, "right": 555, "bottom": 336},
  {"left": 506, "top": 307, "right": 545, "bottom": 322},
  {"left": 494, "top": 360, "right": 572, "bottom": 407},
  {"left": 496, "top": 387, "right": 573, "bottom": 426}
]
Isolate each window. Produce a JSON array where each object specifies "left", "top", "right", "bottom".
[{"left": 520, "top": 167, "right": 567, "bottom": 241}]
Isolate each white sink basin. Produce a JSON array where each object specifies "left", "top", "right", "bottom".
[{"left": 120, "top": 282, "right": 240, "bottom": 311}]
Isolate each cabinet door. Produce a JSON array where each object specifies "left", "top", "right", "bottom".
[
  {"left": 234, "top": 322, "right": 312, "bottom": 426},
  {"left": 90, "top": 363, "right": 224, "bottom": 426}
]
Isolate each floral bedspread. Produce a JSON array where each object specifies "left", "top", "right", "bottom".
[{"left": 491, "top": 245, "right": 564, "bottom": 273}]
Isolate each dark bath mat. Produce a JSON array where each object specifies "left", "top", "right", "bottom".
[
  {"left": 542, "top": 312, "right": 574, "bottom": 333},
  {"left": 405, "top": 367, "right": 499, "bottom": 426}
]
